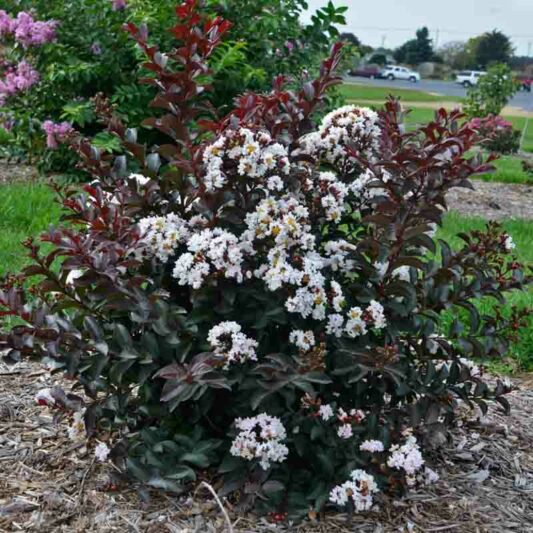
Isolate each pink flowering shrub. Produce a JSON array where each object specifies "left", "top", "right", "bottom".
[
  {"left": 0, "top": 10, "right": 56, "bottom": 104},
  {"left": 4, "top": 11, "right": 57, "bottom": 48},
  {"left": 42, "top": 120, "right": 74, "bottom": 149},
  {"left": 0, "top": 60, "right": 39, "bottom": 104},
  {"left": 0, "top": 2, "right": 531, "bottom": 522},
  {"left": 467, "top": 114, "right": 520, "bottom": 154}
]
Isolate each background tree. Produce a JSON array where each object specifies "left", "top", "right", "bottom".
[
  {"left": 340, "top": 32, "right": 373, "bottom": 56},
  {"left": 339, "top": 32, "right": 361, "bottom": 48},
  {"left": 394, "top": 27, "right": 435, "bottom": 65},
  {"left": 474, "top": 30, "right": 513, "bottom": 68},
  {"left": 438, "top": 41, "right": 473, "bottom": 70}
]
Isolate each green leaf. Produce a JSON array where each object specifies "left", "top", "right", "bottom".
[
  {"left": 180, "top": 452, "right": 210, "bottom": 468},
  {"left": 262, "top": 480, "right": 285, "bottom": 495}
]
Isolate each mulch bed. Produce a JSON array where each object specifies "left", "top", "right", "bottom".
[
  {"left": 1, "top": 361, "right": 532, "bottom": 533},
  {"left": 0, "top": 162, "right": 37, "bottom": 185},
  {"left": 446, "top": 180, "right": 533, "bottom": 221}
]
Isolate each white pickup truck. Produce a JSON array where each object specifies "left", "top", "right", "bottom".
[
  {"left": 455, "top": 70, "right": 487, "bottom": 87},
  {"left": 381, "top": 65, "right": 421, "bottom": 82}
]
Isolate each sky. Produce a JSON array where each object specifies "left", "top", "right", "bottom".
[{"left": 301, "top": 0, "right": 533, "bottom": 56}]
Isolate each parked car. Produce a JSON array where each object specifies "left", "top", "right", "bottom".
[
  {"left": 381, "top": 65, "right": 420, "bottom": 82},
  {"left": 455, "top": 70, "right": 487, "bottom": 87},
  {"left": 349, "top": 65, "right": 383, "bottom": 79}
]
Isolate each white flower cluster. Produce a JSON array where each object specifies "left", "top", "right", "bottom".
[
  {"left": 329, "top": 300, "right": 387, "bottom": 340},
  {"left": 203, "top": 128, "right": 290, "bottom": 191},
  {"left": 318, "top": 404, "right": 334, "bottom": 421},
  {"left": 503, "top": 234, "right": 515, "bottom": 252},
  {"left": 350, "top": 168, "right": 389, "bottom": 203},
  {"left": 387, "top": 430, "right": 439, "bottom": 487},
  {"left": 207, "top": 321, "right": 258, "bottom": 368},
  {"left": 137, "top": 214, "right": 190, "bottom": 262},
  {"left": 173, "top": 228, "right": 246, "bottom": 288},
  {"left": 423, "top": 467, "right": 440, "bottom": 485},
  {"left": 359, "top": 439, "right": 385, "bottom": 453},
  {"left": 289, "top": 329, "right": 316, "bottom": 352},
  {"left": 131, "top": 119, "right": 391, "bottom": 346},
  {"left": 242, "top": 195, "right": 335, "bottom": 321},
  {"left": 323, "top": 240, "right": 356, "bottom": 272},
  {"left": 300, "top": 105, "right": 381, "bottom": 169},
  {"left": 316, "top": 171, "right": 350, "bottom": 222},
  {"left": 329, "top": 469, "right": 379, "bottom": 511},
  {"left": 367, "top": 300, "right": 387, "bottom": 329},
  {"left": 230, "top": 414, "right": 289, "bottom": 470},
  {"left": 387, "top": 434, "right": 425, "bottom": 476},
  {"left": 404, "top": 466, "right": 440, "bottom": 488},
  {"left": 244, "top": 196, "right": 314, "bottom": 252}
]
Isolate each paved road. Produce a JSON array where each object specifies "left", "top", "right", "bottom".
[{"left": 345, "top": 76, "right": 533, "bottom": 113}]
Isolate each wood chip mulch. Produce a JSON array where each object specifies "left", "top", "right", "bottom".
[
  {"left": 446, "top": 180, "right": 533, "bottom": 221},
  {"left": 1, "top": 362, "right": 532, "bottom": 533},
  {"left": 0, "top": 162, "right": 37, "bottom": 185}
]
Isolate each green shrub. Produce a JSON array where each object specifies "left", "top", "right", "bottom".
[
  {"left": 1, "top": 0, "right": 347, "bottom": 172},
  {"left": 1, "top": 3, "right": 531, "bottom": 523},
  {"left": 464, "top": 63, "right": 519, "bottom": 118}
]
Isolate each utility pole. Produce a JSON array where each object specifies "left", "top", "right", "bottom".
[
  {"left": 528, "top": 41, "right": 532, "bottom": 57},
  {"left": 435, "top": 29, "right": 440, "bottom": 49},
  {"left": 381, "top": 34, "right": 386, "bottom": 48}
]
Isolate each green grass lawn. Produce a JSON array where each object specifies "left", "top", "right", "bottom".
[
  {"left": 0, "top": 128, "right": 11, "bottom": 145},
  {"left": 476, "top": 156, "right": 531, "bottom": 185},
  {"left": 438, "top": 212, "right": 533, "bottom": 371},
  {"left": 0, "top": 182, "right": 61, "bottom": 276},
  {"left": 339, "top": 83, "right": 464, "bottom": 103}
]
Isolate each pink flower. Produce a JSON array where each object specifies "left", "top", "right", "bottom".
[
  {"left": 111, "top": 0, "right": 127, "bottom": 11},
  {"left": 0, "top": 11, "right": 57, "bottom": 47},
  {"left": 0, "top": 10, "right": 15, "bottom": 37},
  {"left": 285, "top": 40, "right": 295, "bottom": 54},
  {"left": 0, "top": 60, "right": 40, "bottom": 100},
  {"left": 42, "top": 120, "right": 74, "bottom": 149}
]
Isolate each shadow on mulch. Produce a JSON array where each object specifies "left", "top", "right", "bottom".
[{"left": 0, "top": 361, "right": 532, "bottom": 533}]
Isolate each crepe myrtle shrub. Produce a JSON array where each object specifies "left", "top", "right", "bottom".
[
  {"left": 467, "top": 115, "right": 520, "bottom": 155},
  {"left": 0, "top": 2, "right": 531, "bottom": 521}
]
